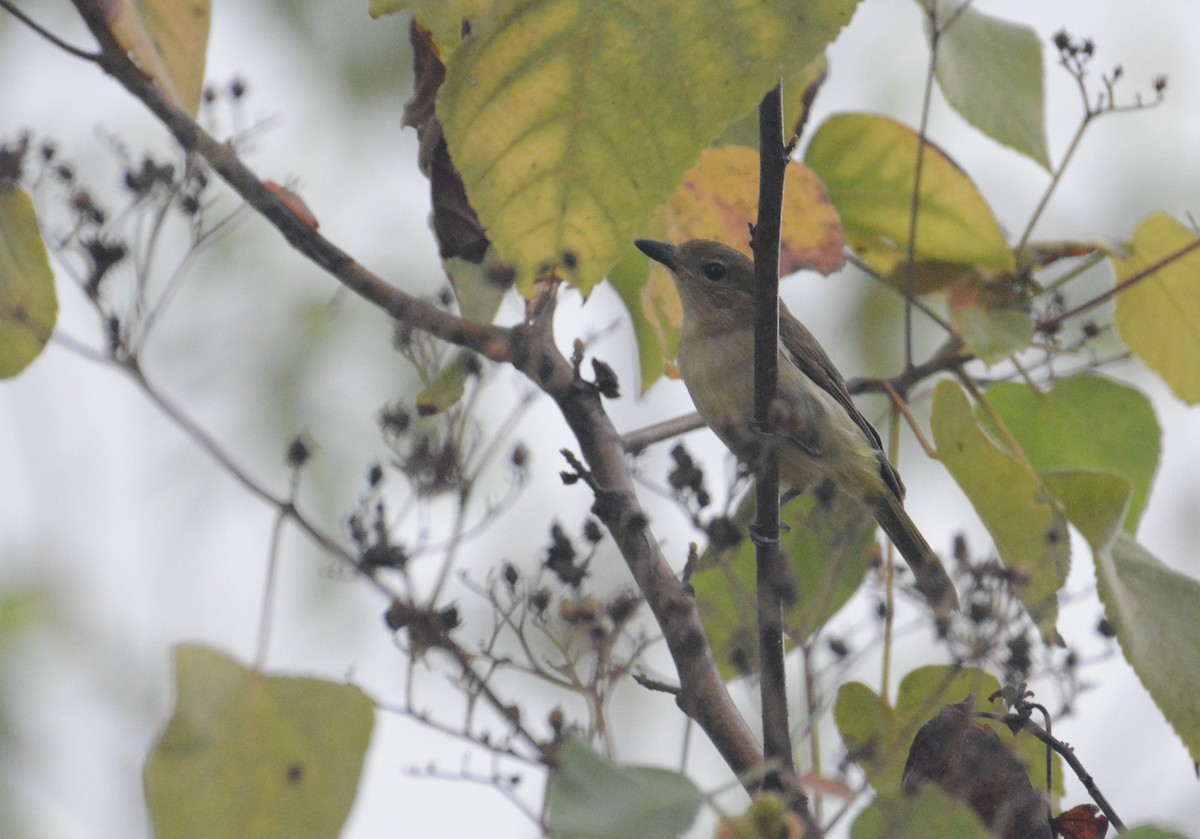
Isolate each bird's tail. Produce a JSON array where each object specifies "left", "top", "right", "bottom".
[{"left": 870, "top": 492, "right": 959, "bottom": 612}]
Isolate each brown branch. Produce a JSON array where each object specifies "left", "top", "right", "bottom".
[
  {"left": 68, "top": 0, "right": 512, "bottom": 364},
  {"left": 513, "top": 294, "right": 766, "bottom": 783},
  {"left": 622, "top": 411, "right": 706, "bottom": 456},
  {"left": 63, "top": 0, "right": 771, "bottom": 792},
  {"left": 1037, "top": 235, "right": 1200, "bottom": 336},
  {"left": 979, "top": 711, "right": 1125, "bottom": 832},
  {"left": 847, "top": 336, "right": 970, "bottom": 401},
  {"left": 750, "top": 82, "right": 795, "bottom": 798}
]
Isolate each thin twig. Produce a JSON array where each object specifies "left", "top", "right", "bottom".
[
  {"left": 1038, "top": 236, "right": 1200, "bottom": 335},
  {"left": 0, "top": 0, "right": 99, "bottom": 60},
  {"left": 847, "top": 336, "right": 970, "bottom": 401},
  {"left": 979, "top": 711, "right": 1125, "bottom": 832},
  {"left": 844, "top": 252, "right": 953, "bottom": 333},
  {"left": 255, "top": 469, "right": 299, "bottom": 671},
  {"left": 380, "top": 700, "right": 539, "bottom": 766},
  {"left": 622, "top": 411, "right": 707, "bottom": 455},
  {"left": 905, "top": 2, "right": 943, "bottom": 369},
  {"left": 67, "top": 0, "right": 513, "bottom": 364}
]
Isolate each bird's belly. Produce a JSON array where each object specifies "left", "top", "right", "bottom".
[{"left": 679, "top": 332, "right": 883, "bottom": 497}]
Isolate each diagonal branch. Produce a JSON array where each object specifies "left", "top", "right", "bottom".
[
  {"left": 63, "top": 0, "right": 770, "bottom": 791},
  {"left": 67, "top": 0, "right": 511, "bottom": 364},
  {"left": 512, "top": 294, "right": 765, "bottom": 781}
]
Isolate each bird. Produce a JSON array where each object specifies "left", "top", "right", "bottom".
[{"left": 635, "top": 238, "right": 958, "bottom": 612}]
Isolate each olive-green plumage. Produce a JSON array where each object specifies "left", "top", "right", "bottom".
[{"left": 636, "top": 238, "right": 957, "bottom": 612}]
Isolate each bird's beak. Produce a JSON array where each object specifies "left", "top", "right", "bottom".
[{"left": 634, "top": 239, "right": 678, "bottom": 270}]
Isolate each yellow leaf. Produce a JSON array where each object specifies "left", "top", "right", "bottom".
[
  {"left": 438, "top": 0, "right": 860, "bottom": 295},
  {"left": 1112, "top": 213, "right": 1200, "bottom": 405},
  {"left": 371, "top": 1, "right": 496, "bottom": 58},
  {"left": 145, "top": 644, "right": 374, "bottom": 839},
  {"left": 805, "top": 113, "right": 1014, "bottom": 280},
  {"left": 104, "top": 0, "right": 211, "bottom": 117},
  {"left": 0, "top": 186, "right": 57, "bottom": 379},
  {"left": 665, "top": 146, "right": 845, "bottom": 276}
]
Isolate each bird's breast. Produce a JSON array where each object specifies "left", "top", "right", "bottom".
[
  {"left": 677, "top": 326, "right": 756, "bottom": 431},
  {"left": 677, "top": 323, "right": 885, "bottom": 497}
]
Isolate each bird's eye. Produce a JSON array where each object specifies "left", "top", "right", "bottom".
[{"left": 701, "top": 262, "right": 726, "bottom": 281}]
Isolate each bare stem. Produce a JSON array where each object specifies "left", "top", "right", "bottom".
[
  {"left": 0, "top": 0, "right": 99, "bottom": 60},
  {"left": 1038, "top": 235, "right": 1200, "bottom": 335},
  {"left": 751, "top": 81, "right": 796, "bottom": 799},
  {"left": 979, "top": 711, "right": 1125, "bottom": 832},
  {"left": 905, "top": 2, "right": 943, "bottom": 369}
]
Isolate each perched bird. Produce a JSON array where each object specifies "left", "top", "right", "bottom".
[{"left": 635, "top": 238, "right": 958, "bottom": 612}]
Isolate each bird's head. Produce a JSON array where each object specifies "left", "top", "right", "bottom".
[{"left": 635, "top": 238, "right": 757, "bottom": 322}]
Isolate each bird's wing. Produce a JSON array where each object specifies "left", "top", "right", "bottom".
[{"left": 779, "top": 305, "right": 905, "bottom": 500}]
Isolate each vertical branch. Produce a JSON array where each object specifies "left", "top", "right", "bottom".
[
  {"left": 750, "top": 82, "right": 792, "bottom": 790},
  {"left": 880, "top": 407, "right": 901, "bottom": 698},
  {"left": 800, "top": 643, "right": 824, "bottom": 821},
  {"left": 906, "top": 2, "right": 942, "bottom": 370}
]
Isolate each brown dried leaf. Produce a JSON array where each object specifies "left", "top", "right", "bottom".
[
  {"left": 404, "top": 22, "right": 489, "bottom": 263},
  {"left": 902, "top": 700, "right": 1052, "bottom": 839},
  {"left": 263, "top": 181, "right": 318, "bottom": 230},
  {"left": 1052, "top": 803, "right": 1108, "bottom": 839}
]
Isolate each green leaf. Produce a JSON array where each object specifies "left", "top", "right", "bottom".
[
  {"left": 715, "top": 57, "right": 829, "bottom": 148},
  {"left": 946, "top": 274, "right": 1036, "bottom": 363},
  {"left": 881, "top": 259, "right": 981, "bottom": 296},
  {"left": 1120, "top": 828, "right": 1191, "bottom": 839},
  {"left": 892, "top": 667, "right": 999, "bottom": 735},
  {"left": 836, "top": 667, "right": 1000, "bottom": 793},
  {"left": 922, "top": 0, "right": 1050, "bottom": 170},
  {"left": 931, "top": 381, "right": 1066, "bottom": 641},
  {"left": 1042, "top": 469, "right": 1130, "bottom": 552},
  {"left": 805, "top": 113, "right": 1014, "bottom": 280},
  {"left": 778, "top": 491, "right": 876, "bottom": 643},
  {"left": 899, "top": 669, "right": 1062, "bottom": 800},
  {"left": 1046, "top": 465, "right": 1200, "bottom": 765},
  {"left": 1112, "top": 213, "right": 1200, "bottom": 405},
  {"left": 444, "top": 246, "right": 509, "bottom": 323},
  {"left": 985, "top": 376, "right": 1160, "bottom": 532},
  {"left": 438, "top": 0, "right": 860, "bottom": 296},
  {"left": 954, "top": 304, "right": 1033, "bottom": 365},
  {"left": 834, "top": 681, "right": 900, "bottom": 791},
  {"left": 692, "top": 488, "right": 876, "bottom": 679},
  {"left": 0, "top": 186, "right": 56, "bottom": 379},
  {"left": 851, "top": 788, "right": 992, "bottom": 839},
  {"left": 415, "top": 353, "right": 472, "bottom": 414},
  {"left": 546, "top": 737, "right": 703, "bottom": 839},
  {"left": 1094, "top": 536, "right": 1200, "bottom": 765},
  {"left": 103, "top": 0, "right": 211, "bottom": 117},
  {"left": 144, "top": 644, "right": 375, "bottom": 839}
]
